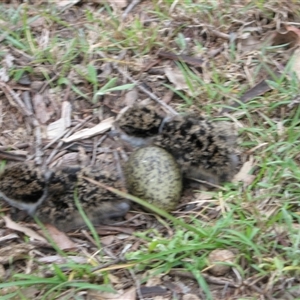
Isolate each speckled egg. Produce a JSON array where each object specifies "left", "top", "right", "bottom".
[{"left": 125, "top": 146, "right": 182, "bottom": 211}]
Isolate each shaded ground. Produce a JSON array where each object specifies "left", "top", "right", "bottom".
[{"left": 1, "top": 1, "right": 300, "bottom": 299}]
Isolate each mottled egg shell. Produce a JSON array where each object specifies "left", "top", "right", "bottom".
[{"left": 125, "top": 146, "right": 182, "bottom": 211}]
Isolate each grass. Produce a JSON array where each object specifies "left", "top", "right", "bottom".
[{"left": 1, "top": 0, "right": 300, "bottom": 299}]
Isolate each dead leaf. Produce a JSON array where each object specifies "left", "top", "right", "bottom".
[
  {"left": 32, "top": 94, "right": 50, "bottom": 124},
  {"left": 0, "top": 264, "right": 5, "bottom": 279},
  {"left": 221, "top": 70, "right": 282, "bottom": 113},
  {"left": 43, "top": 224, "right": 77, "bottom": 250},
  {"left": 233, "top": 156, "right": 255, "bottom": 185},
  {"left": 69, "top": 65, "right": 87, "bottom": 84},
  {"left": 0, "top": 149, "right": 26, "bottom": 162},
  {"left": 98, "top": 62, "right": 113, "bottom": 79},
  {"left": 124, "top": 88, "right": 139, "bottom": 106},
  {"left": 38, "top": 28, "right": 50, "bottom": 50},
  {"left": 162, "top": 89, "right": 174, "bottom": 104},
  {"left": 51, "top": 152, "right": 80, "bottom": 168},
  {"left": 272, "top": 26, "right": 300, "bottom": 49},
  {"left": 0, "top": 233, "right": 19, "bottom": 243},
  {"left": 182, "top": 294, "right": 201, "bottom": 300},
  {"left": 100, "top": 235, "right": 116, "bottom": 246},
  {"left": 61, "top": 101, "right": 72, "bottom": 127},
  {"left": 30, "top": 16, "right": 46, "bottom": 28},
  {"left": 165, "top": 67, "right": 188, "bottom": 90},
  {"left": 16, "top": 287, "right": 40, "bottom": 299},
  {"left": 290, "top": 48, "right": 300, "bottom": 81},
  {"left": 108, "top": 0, "right": 128, "bottom": 9},
  {"left": 3, "top": 216, "right": 47, "bottom": 242},
  {"left": 107, "top": 274, "right": 121, "bottom": 284},
  {"left": 277, "top": 121, "right": 285, "bottom": 137},
  {"left": 61, "top": 117, "right": 114, "bottom": 143},
  {"left": 37, "top": 255, "right": 88, "bottom": 264},
  {"left": 158, "top": 51, "right": 203, "bottom": 67},
  {"left": 49, "top": 0, "right": 80, "bottom": 8},
  {"left": 0, "top": 68, "right": 9, "bottom": 82},
  {"left": 285, "top": 25, "right": 300, "bottom": 39},
  {"left": 47, "top": 118, "right": 68, "bottom": 139},
  {"left": 0, "top": 54, "right": 13, "bottom": 82},
  {"left": 237, "top": 34, "right": 262, "bottom": 53},
  {"left": 194, "top": 191, "right": 214, "bottom": 201},
  {"left": 88, "top": 287, "right": 136, "bottom": 300},
  {"left": 47, "top": 101, "right": 71, "bottom": 139},
  {"left": 146, "top": 276, "right": 162, "bottom": 286},
  {"left": 0, "top": 243, "right": 35, "bottom": 264},
  {"left": 140, "top": 285, "right": 170, "bottom": 298}
]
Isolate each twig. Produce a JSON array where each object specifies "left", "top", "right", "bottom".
[
  {"left": 169, "top": 270, "right": 239, "bottom": 288},
  {"left": 33, "top": 126, "right": 43, "bottom": 165},
  {"left": 0, "top": 99, "right": 2, "bottom": 128},
  {"left": 97, "top": 51, "right": 178, "bottom": 116},
  {"left": 0, "top": 143, "right": 29, "bottom": 151},
  {"left": 8, "top": 46, "right": 34, "bottom": 62},
  {"left": 113, "top": 149, "right": 126, "bottom": 188},
  {"left": 91, "top": 257, "right": 127, "bottom": 273},
  {"left": 187, "top": 177, "right": 227, "bottom": 191},
  {"left": 209, "top": 28, "right": 230, "bottom": 40},
  {"left": 39, "top": 73, "right": 59, "bottom": 94},
  {"left": 80, "top": 229, "right": 104, "bottom": 250},
  {"left": 23, "top": 91, "right": 43, "bottom": 165},
  {"left": 91, "top": 135, "right": 107, "bottom": 166},
  {"left": 169, "top": 0, "right": 179, "bottom": 12},
  {"left": 122, "top": 0, "right": 141, "bottom": 20},
  {"left": 91, "top": 137, "right": 98, "bottom": 166},
  {"left": 22, "top": 91, "right": 34, "bottom": 114},
  {"left": 129, "top": 268, "right": 144, "bottom": 300},
  {"left": 112, "top": 213, "right": 143, "bottom": 226},
  {"left": 0, "top": 81, "right": 34, "bottom": 118},
  {"left": 45, "top": 116, "right": 93, "bottom": 165},
  {"left": 0, "top": 150, "right": 26, "bottom": 162},
  {"left": 241, "top": 274, "right": 275, "bottom": 300}
]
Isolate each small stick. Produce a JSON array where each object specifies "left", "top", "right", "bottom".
[
  {"left": 169, "top": 270, "right": 239, "bottom": 288},
  {"left": 122, "top": 0, "right": 141, "bottom": 20},
  {"left": 187, "top": 177, "right": 227, "bottom": 191},
  {"left": 23, "top": 91, "right": 43, "bottom": 165},
  {"left": 91, "top": 135, "right": 107, "bottom": 166},
  {"left": 97, "top": 51, "right": 178, "bottom": 116},
  {"left": 113, "top": 149, "right": 126, "bottom": 188},
  {"left": 0, "top": 81, "right": 33, "bottom": 118},
  {"left": 0, "top": 150, "right": 26, "bottom": 162}
]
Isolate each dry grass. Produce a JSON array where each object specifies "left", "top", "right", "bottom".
[{"left": 0, "top": 0, "right": 300, "bottom": 299}]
